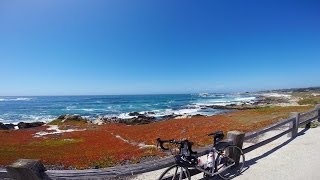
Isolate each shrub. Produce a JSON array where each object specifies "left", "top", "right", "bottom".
[{"left": 298, "top": 98, "right": 320, "bottom": 105}]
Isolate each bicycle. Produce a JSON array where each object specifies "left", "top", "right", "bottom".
[{"left": 157, "top": 130, "right": 245, "bottom": 180}]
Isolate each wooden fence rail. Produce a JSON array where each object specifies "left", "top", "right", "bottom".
[{"left": 1, "top": 104, "right": 320, "bottom": 180}]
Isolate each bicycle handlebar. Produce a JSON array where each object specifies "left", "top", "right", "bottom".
[
  {"left": 156, "top": 138, "right": 197, "bottom": 154},
  {"left": 156, "top": 138, "right": 184, "bottom": 150}
]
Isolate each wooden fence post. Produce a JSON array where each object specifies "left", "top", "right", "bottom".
[
  {"left": 316, "top": 104, "right": 320, "bottom": 122},
  {"left": 227, "top": 131, "right": 245, "bottom": 164},
  {"left": 6, "top": 159, "right": 46, "bottom": 180},
  {"left": 289, "top": 112, "right": 300, "bottom": 138}
]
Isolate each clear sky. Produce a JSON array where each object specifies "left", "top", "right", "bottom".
[{"left": 0, "top": 0, "right": 320, "bottom": 96}]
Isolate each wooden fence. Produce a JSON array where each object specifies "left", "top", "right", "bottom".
[{"left": 1, "top": 104, "right": 320, "bottom": 180}]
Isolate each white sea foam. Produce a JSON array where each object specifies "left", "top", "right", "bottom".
[
  {"left": 82, "top": 108, "right": 95, "bottom": 112},
  {"left": 0, "top": 97, "right": 32, "bottom": 102},
  {"left": 234, "top": 97, "right": 256, "bottom": 102},
  {"left": 66, "top": 106, "right": 106, "bottom": 112},
  {"left": 0, "top": 114, "right": 55, "bottom": 124},
  {"left": 21, "top": 115, "right": 56, "bottom": 123},
  {"left": 174, "top": 108, "right": 200, "bottom": 115},
  {"left": 118, "top": 113, "right": 135, "bottom": 119},
  {"left": 66, "top": 106, "right": 77, "bottom": 110},
  {"left": 262, "top": 93, "right": 291, "bottom": 98},
  {"left": 193, "top": 96, "right": 256, "bottom": 107}
]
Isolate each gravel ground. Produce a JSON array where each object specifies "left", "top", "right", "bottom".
[{"left": 132, "top": 126, "right": 320, "bottom": 180}]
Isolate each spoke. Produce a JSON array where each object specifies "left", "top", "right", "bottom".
[
  {"left": 172, "top": 167, "right": 178, "bottom": 180},
  {"left": 179, "top": 167, "right": 183, "bottom": 180},
  {"left": 183, "top": 169, "right": 188, "bottom": 179}
]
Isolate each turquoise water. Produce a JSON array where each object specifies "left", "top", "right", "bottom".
[{"left": 0, "top": 94, "right": 256, "bottom": 124}]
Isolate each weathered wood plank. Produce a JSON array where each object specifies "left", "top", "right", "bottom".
[
  {"left": 0, "top": 168, "right": 12, "bottom": 179},
  {"left": 299, "top": 116, "right": 318, "bottom": 126},
  {"left": 6, "top": 159, "right": 46, "bottom": 180},
  {"left": 300, "top": 109, "right": 318, "bottom": 118},
  {"left": 244, "top": 117, "right": 294, "bottom": 140},
  {"left": 289, "top": 112, "right": 299, "bottom": 138},
  {"left": 299, "top": 109, "right": 318, "bottom": 123},
  {"left": 46, "top": 145, "right": 212, "bottom": 179},
  {"left": 316, "top": 104, "right": 320, "bottom": 122},
  {"left": 243, "top": 128, "right": 292, "bottom": 154}
]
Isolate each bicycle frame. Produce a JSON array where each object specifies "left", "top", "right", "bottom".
[{"left": 192, "top": 147, "right": 236, "bottom": 177}]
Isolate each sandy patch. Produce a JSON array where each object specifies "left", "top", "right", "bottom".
[{"left": 34, "top": 125, "right": 86, "bottom": 137}]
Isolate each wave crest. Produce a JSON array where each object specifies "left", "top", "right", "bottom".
[{"left": 0, "top": 97, "right": 32, "bottom": 102}]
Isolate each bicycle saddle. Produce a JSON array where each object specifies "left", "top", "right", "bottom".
[
  {"left": 215, "top": 140, "right": 233, "bottom": 151},
  {"left": 208, "top": 130, "right": 224, "bottom": 145}
]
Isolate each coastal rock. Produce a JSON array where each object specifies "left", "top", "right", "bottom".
[
  {"left": 55, "top": 114, "right": 88, "bottom": 123},
  {"left": 94, "top": 115, "right": 155, "bottom": 125},
  {"left": 161, "top": 114, "right": 178, "bottom": 120},
  {"left": 192, "top": 114, "right": 205, "bottom": 118},
  {"left": 17, "top": 122, "right": 44, "bottom": 129},
  {"left": 92, "top": 118, "right": 105, "bottom": 125},
  {"left": 0, "top": 122, "right": 9, "bottom": 130},
  {"left": 93, "top": 116, "right": 120, "bottom": 124},
  {"left": 64, "top": 115, "right": 83, "bottom": 121},
  {"left": 4, "top": 123, "right": 15, "bottom": 130},
  {"left": 127, "top": 115, "right": 155, "bottom": 125},
  {"left": 57, "top": 114, "right": 67, "bottom": 120},
  {"left": 128, "top": 112, "right": 142, "bottom": 116}
]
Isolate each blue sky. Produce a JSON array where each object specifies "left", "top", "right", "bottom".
[{"left": 0, "top": 0, "right": 320, "bottom": 95}]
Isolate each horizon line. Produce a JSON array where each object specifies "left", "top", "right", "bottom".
[{"left": 1, "top": 86, "right": 319, "bottom": 97}]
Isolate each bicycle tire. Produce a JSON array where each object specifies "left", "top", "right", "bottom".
[
  {"left": 158, "top": 164, "right": 191, "bottom": 180},
  {"left": 217, "top": 145, "right": 245, "bottom": 180}
]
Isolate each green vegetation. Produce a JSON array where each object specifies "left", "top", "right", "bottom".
[
  {"left": 90, "top": 156, "right": 115, "bottom": 168},
  {"left": 299, "top": 121, "right": 320, "bottom": 128},
  {"left": 309, "top": 121, "right": 320, "bottom": 128},
  {"left": 47, "top": 119, "right": 63, "bottom": 125},
  {"left": 47, "top": 118, "right": 88, "bottom": 126},
  {"left": 298, "top": 98, "right": 320, "bottom": 105}
]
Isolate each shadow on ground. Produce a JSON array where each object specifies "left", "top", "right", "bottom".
[{"left": 197, "top": 128, "right": 310, "bottom": 180}]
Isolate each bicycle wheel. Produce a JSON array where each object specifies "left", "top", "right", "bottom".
[
  {"left": 158, "top": 164, "right": 191, "bottom": 180},
  {"left": 217, "top": 145, "right": 245, "bottom": 180}
]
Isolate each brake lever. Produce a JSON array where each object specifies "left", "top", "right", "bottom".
[{"left": 156, "top": 138, "right": 170, "bottom": 151}]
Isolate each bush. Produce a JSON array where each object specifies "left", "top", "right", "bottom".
[{"left": 298, "top": 98, "right": 320, "bottom": 105}]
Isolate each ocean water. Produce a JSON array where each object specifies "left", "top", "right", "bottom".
[{"left": 0, "top": 94, "right": 256, "bottom": 124}]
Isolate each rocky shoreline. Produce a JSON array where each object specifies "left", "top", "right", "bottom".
[{"left": 0, "top": 92, "right": 300, "bottom": 129}]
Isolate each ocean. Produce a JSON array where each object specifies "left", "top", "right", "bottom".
[{"left": 0, "top": 93, "right": 256, "bottom": 124}]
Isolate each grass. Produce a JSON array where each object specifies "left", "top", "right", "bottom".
[
  {"left": 47, "top": 119, "right": 88, "bottom": 126},
  {"left": 291, "top": 91, "right": 320, "bottom": 105},
  {"left": 89, "top": 155, "right": 115, "bottom": 169},
  {"left": 298, "top": 98, "right": 320, "bottom": 105},
  {"left": 309, "top": 121, "right": 320, "bottom": 128},
  {"left": 299, "top": 121, "right": 320, "bottom": 128},
  {"left": 47, "top": 119, "right": 63, "bottom": 125}
]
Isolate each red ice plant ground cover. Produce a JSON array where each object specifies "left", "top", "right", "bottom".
[{"left": 0, "top": 106, "right": 312, "bottom": 169}]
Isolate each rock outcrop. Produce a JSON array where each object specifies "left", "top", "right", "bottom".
[
  {"left": 0, "top": 122, "right": 9, "bottom": 130},
  {"left": 17, "top": 122, "right": 44, "bottom": 129},
  {"left": 56, "top": 114, "right": 88, "bottom": 123},
  {"left": 93, "top": 114, "right": 155, "bottom": 125}
]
